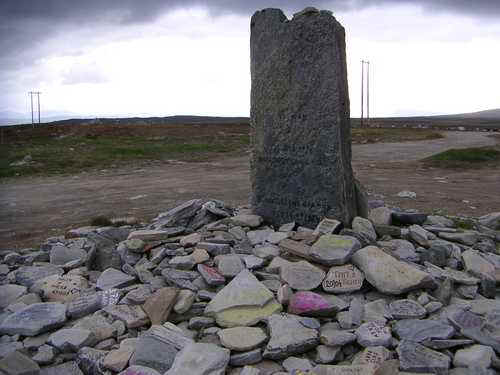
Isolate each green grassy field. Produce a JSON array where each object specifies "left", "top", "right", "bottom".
[
  {"left": 0, "top": 123, "right": 444, "bottom": 178},
  {"left": 423, "top": 146, "right": 500, "bottom": 168}
]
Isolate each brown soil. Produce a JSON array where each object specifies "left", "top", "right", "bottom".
[{"left": 1, "top": 131, "right": 499, "bottom": 250}]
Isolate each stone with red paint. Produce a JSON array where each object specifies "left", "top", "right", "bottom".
[
  {"left": 197, "top": 264, "right": 226, "bottom": 286},
  {"left": 288, "top": 291, "right": 348, "bottom": 317}
]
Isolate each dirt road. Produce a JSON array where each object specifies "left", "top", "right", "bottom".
[{"left": 1, "top": 131, "right": 498, "bottom": 249}]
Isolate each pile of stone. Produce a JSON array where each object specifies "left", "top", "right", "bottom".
[{"left": 0, "top": 199, "right": 500, "bottom": 375}]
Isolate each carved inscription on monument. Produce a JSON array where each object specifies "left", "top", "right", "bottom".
[{"left": 322, "top": 264, "right": 364, "bottom": 293}]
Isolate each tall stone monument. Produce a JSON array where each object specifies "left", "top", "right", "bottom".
[{"left": 250, "top": 7, "right": 361, "bottom": 228}]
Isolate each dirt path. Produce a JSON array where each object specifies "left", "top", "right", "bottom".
[{"left": 1, "top": 131, "right": 499, "bottom": 249}]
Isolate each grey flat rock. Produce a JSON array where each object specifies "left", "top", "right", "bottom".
[
  {"left": 263, "top": 314, "right": 319, "bottom": 360},
  {"left": 96, "top": 268, "right": 136, "bottom": 290},
  {"left": 129, "top": 335, "right": 178, "bottom": 373},
  {"left": 394, "top": 319, "right": 455, "bottom": 343},
  {"left": 280, "top": 260, "right": 326, "bottom": 291},
  {"left": 310, "top": 235, "right": 361, "bottom": 266},
  {"left": 164, "top": 342, "right": 230, "bottom": 375},
  {"left": 0, "top": 284, "right": 27, "bottom": 309},
  {"left": 352, "top": 246, "right": 435, "bottom": 295},
  {"left": 0, "top": 351, "right": 40, "bottom": 375},
  {"left": 0, "top": 302, "right": 67, "bottom": 336},
  {"left": 397, "top": 340, "right": 451, "bottom": 375},
  {"left": 48, "top": 328, "right": 97, "bottom": 352},
  {"left": 204, "top": 269, "right": 281, "bottom": 327},
  {"left": 15, "top": 265, "right": 64, "bottom": 288}
]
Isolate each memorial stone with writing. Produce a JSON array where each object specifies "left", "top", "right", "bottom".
[
  {"left": 41, "top": 275, "right": 88, "bottom": 303},
  {"left": 250, "top": 7, "right": 359, "bottom": 228},
  {"left": 322, "top": 264, "right": 364, "bottom": 293}
]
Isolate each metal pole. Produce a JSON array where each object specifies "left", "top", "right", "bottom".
[
  {"left": 37, "top": 92, "right": 41, "bottom": 124},
  {"left": 30, "top": 92, "right": 34, "bottom": 128},
  {"left": 361, "top": 61, "right": 364, "bottom": 128},
  {"left": 367, "top": 61, "right": 370, "bottom": 121}
]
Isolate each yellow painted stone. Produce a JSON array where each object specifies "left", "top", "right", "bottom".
[{"left": 214, "top": 300, "right": 282, "bottom": 328}]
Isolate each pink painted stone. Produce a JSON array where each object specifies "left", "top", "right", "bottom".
[
  {"left": 288, "top": 291, "right": 336, "bottom": 316},
  {"left": 197, "top": 264, "right": 226, "bottom": 286}
]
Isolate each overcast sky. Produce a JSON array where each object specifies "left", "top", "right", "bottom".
[{"left": 1, "top": 0, "right": 499, "bottom": 119}]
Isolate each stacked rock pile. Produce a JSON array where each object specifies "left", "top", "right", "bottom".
[{"left": 0, "top": 199, "right": 500, "bottom": 375}]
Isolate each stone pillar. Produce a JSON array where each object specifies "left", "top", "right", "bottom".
[{"left": 250, "top": 7, "right": 359, "bottom": 228}]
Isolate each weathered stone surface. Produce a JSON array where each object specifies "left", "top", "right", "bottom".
[
  {"left": 231, "top": 214, "right": 263, "bottom": 228},
  {"left": 174, "top": 289, "right": 196, "bottom": 314},
  {"left": 393, "top": 319, "right": 455, "bottom": 343},
  {"left": 288, "top": 291, "right": 348, "bottom": 317},
  {"left": 280, "top": 260, "right": 325, "bottom": 290},
  {"left": 104, "top": 304, "right": 149, "bottom": 328},
  {"left": 216, "top": 254, "right": 245, "bottom": 278},
  {"left": 351, "top": 246, "right": 435, "bottom": 295},
  {"left": 352, "top": 346, "right": 392, "bottom": 366},
  {"left": 282, "top": 356, "right": 313, "bottom": 372},
  {"left": 313, "top": 218, "right": 342, "bottom": 235},
  {"left": 352, "top": 217, "right": 377, "bottom": 242},
  {"left": 204, "top": 269, "right": 282, "bottom": 327},
  {"left": 73, "top": 313, "right": 116, "bottom": 341},
  {"left": 40, "top": 274, "right": 88, "bottom": 302},
  {"left": 0, "top": 302, "right": 66, "bottom": 336},
  {"left": 198, "top": 264, "right": 226, "bottom": 286},
  {"left": 229, "top": 349, "right": 262, "bottom": 367},
  {"left": 40, "top": 361, "right": 83, "bottom": 375},
  {"left": 389, "top": 299, "right": 426, "bottom": 320},
  {"left": 76, "top": 347, "right": 107, "bottom": 375},
  {"left": 320, "top": 324, "right": 356, "bottom": 346},
  {"left": 48, "top": 328, "right": 96, "bottom": 352},
  {"left": 453, "top": 344, "right": 494, "bottom": 368},
  {"left": 0, "top": 284, "right": 27, "bottom": 309},
  {"left": 322, "top": 264, "right": 364, "bottom": 293},
  {"left": 462, "top": 250, "right": 495, "bottom": 280},
  {"left": 250, "top": 8, "right": 359, "bottom": 228},
  {"left": 15, "top": 265, "right": 64, "bottom": 288},
  {"left": 218, "top": 327, "right": 267, "bottom": 351},
  {"left": 397, "top": 340, "right": 451, "bottom": 374},
  {"left": 49, "top": 244, "right": 87, "bottom": 267},
  {"left": 129, "top": 335, "right": 178, "bottom": 373},
  {"left": 479, "top": 212, "right": 500, "bottom": 230},
  {"left": 165, "top": 342, "right": 230, "bottom": 375},
  {"left": 0, "top": 351, "right": 40, "bottom": 375},
  {"left": 142, "top": 287, "right": 178, "bottom": 325},
  {"left": 103, "top": 348, "right": 134, "bottom": 372},
  {"left": 128, "top": 228, "right": 184, "bottom": 241},
  {"left": 369, "top": 207, "right": 393, "bottom": 226},
  {"left": 392, "top": 212, "right": 428, "bottom": 226},
  {"left": 311, "top": 364, "right": 378, "bottom": 375},
  {"left": 355, "top": 320, "right": 392, "bottom": 347},
  {"left": 119, "top": 366, "right": 161, "bottom": 375},
  {"left": 310, "top": 235, "right": 361, "bottom": 266},
  {"left": 263, "top": 314, "right": 319, "bottom": 359},
  {"left": 140, "top": 323, "right": 191, "bottom": 351},
  {"left": 96, "top": 268, "right": 135, "bottom": 290},
  {"left": 67, "top": 289, "right": 121, "bottom": 318}
]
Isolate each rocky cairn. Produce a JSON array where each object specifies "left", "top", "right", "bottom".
[{"left": 0, "top": 198, "right": 499, "bottom": 375}]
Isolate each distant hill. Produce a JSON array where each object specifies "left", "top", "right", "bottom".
[{"left": 445, "top": 108, "right": 500, "bottom": 120}]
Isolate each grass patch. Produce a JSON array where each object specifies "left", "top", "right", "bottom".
[
  {"left": 351, "top": 128, "right": 443, "bottom": 144},
  {"left": 422, "top": 146, "right": 500, "bottom": 169},
  {"left": 0, "top": 123, "right": 250, "bottom": 178},
  {"left": 90, "top": 216, "right": 113, "bottom": 227},
  {"left": 452, "top": 217, "right": 476, "bottom": 231}
]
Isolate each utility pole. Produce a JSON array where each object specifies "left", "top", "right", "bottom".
[
  {"left": 360, "top": 60, "right": 370, "bottom": 127},
  {"left": 361, "top": 61, "right": 364, "bottom": 128},
  {"left": 366, "top": 61, "right": 370, "bottom": 120},
  {"left": 29, "top": 91, "right": 41, "bottom": 127}
]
